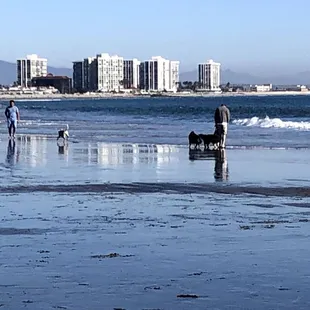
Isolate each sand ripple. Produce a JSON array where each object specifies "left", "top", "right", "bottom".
[{"left": 0, "top": 182, "right": 310, "bottom": 197}]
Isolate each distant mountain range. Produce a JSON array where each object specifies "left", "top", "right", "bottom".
[
  {"left": 1, "top": 60, "right": 310, "bottom": 86},
  {"left": 180, "top": 69, "right": 310, "bottom": 86}
]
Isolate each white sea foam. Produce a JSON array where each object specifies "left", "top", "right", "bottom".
[
  {"left": 233, "top": 116, "right": 310, "bottom": 131},
  {"left": 16, "top": 99, "right": 61, "bottom": 102},
  {"left": 0, "top": 120, "right": 59, "bottom": 126},
  {"left": 20, "top": 120, "right": 59, "bottom": 126}
]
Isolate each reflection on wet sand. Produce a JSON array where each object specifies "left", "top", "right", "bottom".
[
  {"left": 69, "top": 142, "right": 178, "bottom": 166},
  {"left": 214, "top": 149, "right": 228, "bottom": 181},
  {"left": 57, "top": 140, "right": 69, "bottom": 163},
  {"left": 6, "top": 139, "right": 19, "bottom": 165},
  {"left": 189, "top": 149, "right": 229, "bottom": 181},
  {"left": 17, "top": 135, "right": 47, "bottom": 167},
  {"left": 15, "top": 135, "right": 179, "bottom": 167},
  {"left": 57, "top": 143, "right": 67, "bottom": 155}
]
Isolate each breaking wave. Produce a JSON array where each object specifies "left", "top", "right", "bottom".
[{"left": 233, "top": 116, "right": 310, "bottom": 131}]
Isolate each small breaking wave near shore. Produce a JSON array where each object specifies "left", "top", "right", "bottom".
[{"left": 233, "top": 116, "right": 310, "bottom": 131}]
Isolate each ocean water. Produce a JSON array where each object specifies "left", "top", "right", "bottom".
[{"left": 1, "top": 95, "right": 310, "bottom": 148}]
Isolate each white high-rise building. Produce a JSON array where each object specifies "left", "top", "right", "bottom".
[
  {"left": 17, "top": 54, "right": 48, "bottom": 87},
  {"left": 96, "top": 53, "right": 124, "bottom": 92},
  {"left": 169, "top": 61, "right": 180, "bottom": 91},
  {"left": 73, "top": 54, "right": 124, "bottom": 92},
  {"left": 198, "top": 59, "right": 221, "bottom": 91},
  {"left": 123, "top": 59, "right": 140, "bottom": 89},
  {"left": 139, "top": 56, "right": 179, "bottom": 92}
]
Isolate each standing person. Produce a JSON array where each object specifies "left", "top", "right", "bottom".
[
  {"left": 214, "top": 104, "right": 230, "bottom": 148},
  {"left": 5, "top": 100, "right": 20, "bottom": 139}
]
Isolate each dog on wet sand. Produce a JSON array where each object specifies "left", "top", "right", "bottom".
[
  {"left": 57, "top": 124, "right": 69, "bottom": 141},
  {"left": 199, "top": 133, "right": 220, "bottom": 150},
  {"left": 188, "top": 131, "right": 202, "bottom": 149}
]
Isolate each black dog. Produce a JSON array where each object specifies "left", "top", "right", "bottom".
[
  {"left": 199, "top": 134, "right": 220, "bottom": 150},
  {"left": 188, "top": 131, "right": 202, "bottom": 149},
  {"left": 57, "top": 124, "right": 69, "bottom": 141}
]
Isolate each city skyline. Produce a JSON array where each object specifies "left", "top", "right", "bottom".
[
  {"left": 1, "top": 51, "right": 310, "bottom": 87},
  {"left": 1, "top": 0, "right": 310, "bottom": 75},
  {"left": 14, "top": 53, "right": 222, "bottom": 92},
  {"left": 2, "top": 52, "right": 310, "bottom": 88},
  {"left": 73, "top": 54, "right": 181, "bottom": 92}
]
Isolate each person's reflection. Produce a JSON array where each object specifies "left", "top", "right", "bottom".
[
  {"left": 214, "top": 149, "right": 229, "bottom": 181},
  {"left": 6, "top": 139, "right": 16, "bottom": 165}
]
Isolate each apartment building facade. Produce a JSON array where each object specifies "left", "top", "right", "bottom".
[
  {"left": 123, "top": 59, "right": 140, "bottom": 89},
  {"left": 198, "top": 59, "right": 221, "bottom": 91},
  {"left": 17, "top": 54, "right": 48, "bottom": 87},
  {"left": 139, "top": 56, "right": 179, "bottom": 92},
  {"left": 73, "top": 54, "right": 124, "bottom": 92}
]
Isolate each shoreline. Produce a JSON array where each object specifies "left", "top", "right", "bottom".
[{"left": 0, "top": 90, "right": 310, "bottom": 101}]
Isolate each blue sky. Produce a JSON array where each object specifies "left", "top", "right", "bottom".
[{"left": 1, "top": 0, "right": 310, "bottom": 74}]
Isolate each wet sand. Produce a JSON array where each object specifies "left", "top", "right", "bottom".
[
  {"left": 2, "top": 182, "right": 310, "bottom": 197},
  {"left": 1, "top": 137, "right": 310, "bottom": 309},
  {"left": 1, "top": 135, "right": 310, "bottom": 187}
]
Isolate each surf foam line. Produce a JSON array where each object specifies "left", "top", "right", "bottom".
[
  {"left": 1, "top": 183, "right": 310, "bottom": 197},
  {"left": 233, "top": 116, "right": 310, "bottom": 130},
  {"left": 177, "top": 144, "right": 310, "bottom": 150}
]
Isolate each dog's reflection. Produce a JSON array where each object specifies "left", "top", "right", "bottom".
[
  {"left": 57, "top": 141, "right": 68, "bottom": 156},
  {"left": 189, "top": 148, "right": 229, "bottom": 181}
]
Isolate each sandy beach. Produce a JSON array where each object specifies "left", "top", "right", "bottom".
[
  {"left": 1, "top": 137, "right": 310, "bottom": 309},
  {"left": 1, "top": 90, "right": 310, "bottom": 101}
]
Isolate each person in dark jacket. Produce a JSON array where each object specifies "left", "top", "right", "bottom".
[{"left": 214, "top": 104, "right": 230, "bottom": 148}]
